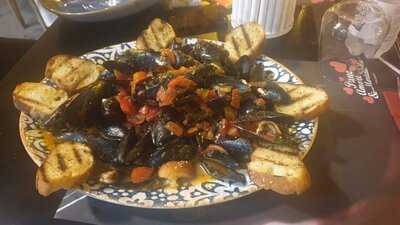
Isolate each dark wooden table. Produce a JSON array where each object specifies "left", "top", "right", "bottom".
[{"left": 1, "top": 3, "right": 399, "bottom": 225}]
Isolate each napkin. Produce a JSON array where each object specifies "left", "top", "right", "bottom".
[{"left": 383, "top": 91, "right": 400, "bottom": 131}]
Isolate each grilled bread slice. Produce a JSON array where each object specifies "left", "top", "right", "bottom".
[
  {"left": 224, "top": 23, "right": 266, "bottom": 62},
  {"left": 248, "top": 146, "right": 311, "bottom": 195},
  {"left": 274, "top": 83, "right": 329, "bottom": 120},
  {"left": 45, "top": 55, "right": 105, "bottom": 93},
  {"left": 13, "top": 82, "right": 68, "bottom": 121},
  {"left": 36, "top": 142, "right": 94, "bottom": 196},
  {"left": 136, "top": 18, "right": 176, "bottom": 51}
]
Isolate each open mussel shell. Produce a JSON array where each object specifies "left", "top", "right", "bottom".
[
  {"left": 238, "top": 110, "right": 293, "bottom": 123},
  {"left": 147, "top": 138, "right": 197, "bottom": 167},
  {"left": 256, "top": 81, "right": 291, "bottom": 105},
  {"left": 199, "top": 157, "right": 246, "bottom": 183},
  {"left": 102, "top": 60, "right": 135, "bottom": 76},
  {"left": 173, "top": 50, "right": 200, "bottom": 68},
  {"left": 101, "top": 97, "right": 124, "bottom": 125},
  {"left": 175, "top": 38, "right": 230, "bottom": 66},
  {"left": 203, "top": 145, "right": 240, "bottom": 170},
  {"left": 116, "top": 50, "right": 170, "bottom": 72},
  {"left": 45, "top": 81, "right": 118, "bottom": 130},
  {"left": 151, "top": 119, "right": 174, "bottom": 147}
]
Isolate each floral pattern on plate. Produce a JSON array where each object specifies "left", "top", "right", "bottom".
[{"left": 19, "top": 40, "right": 318, "bottom": 208}]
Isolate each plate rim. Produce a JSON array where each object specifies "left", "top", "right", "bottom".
[{"left": 18, "top": 41, "right": 319, "bottom": 209}]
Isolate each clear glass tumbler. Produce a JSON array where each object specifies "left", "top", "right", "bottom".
[{"left": 320, "top": 0, "right": 390, "bottom": 60}]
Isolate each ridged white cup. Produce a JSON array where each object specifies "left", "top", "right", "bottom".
[{"left": 231, "top": 0, "right": 297, "bottom": 38}]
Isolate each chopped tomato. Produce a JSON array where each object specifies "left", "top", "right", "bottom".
[
  {"left": 146, "top": 106, "right": 160, "bottom": 121},
  {"left": 158, "top": 76, "right": 197, "bottom": 106},
  {"left": 160, "top": 48, "right": 176, "bottom": 65},
  {"left": 127, "top": 114, "right": 146, "bottom": 126},
  {"left": 157, "top": 86, "right": 176, "bottom": 107},
  {"left": 130, "top": 167, "right": 154, "bottom": 184},
  {"left": 114, "top": 70, "right": 130, "bottom": 81},
  {"left": 131, "top": 71, "right": 148, "bottom": 93},
  {"left": 138, "top": 105, "right": 159, "bottom": 122},
  {"left": 230, "top": 89, "right": 241, "bottom": 109},
  {"left": 186, "top": 127, "right": 199, "bottom": 135},
  {"left": 196, "top": 89, "right": 217, "bottom": 102},
  {"left": 169, "top": 67, "right": 192, "bottom": 77},
  {"left": 116, "top": 91, "right": 135, "bottom": 116},
  {"left": 224, "top": 106, "right": 237, "bottom": 121},
  {"left": 165, "top": 121, "right": 184, "bottom": 137},
  {"left": 227, "top": 127, "right": 240, "bottom": 137},
  {"left": 167, "top": 76, "right": 197, "bottom": 90}
]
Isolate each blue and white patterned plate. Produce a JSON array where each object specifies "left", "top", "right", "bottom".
[{"left": 19, "top": 41, "right": 318, "bottom": 208}]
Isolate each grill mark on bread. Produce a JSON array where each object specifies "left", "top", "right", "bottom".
[
  {"left": 72, "top": 147, "right": 82, "bottom": 164},
  {"left": 149, "top": 24, "right": 163, "bottom": 49},
  {"left": 230, "top": 37, "right": 241, "bottom": 59},
  {"left": 141, "top": 36, "right": 149, "bottom": 49},
  {"left": 56, "top": 153, "right": 67, "bottom": 172},
  {"left": 292, "top": 93, "right": 313, "bottom": 101},
  {"left": 64, "top": 63, "right": 85, "bottom": 90},
  {"left": 240, "top": 25, "right": 252, "bottom": 49}
]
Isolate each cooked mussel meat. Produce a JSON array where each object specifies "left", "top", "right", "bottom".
[
  {"left": 256, "top": 81, "right": 291, "bottom": 104},
  {"left": 203, "top": 144, "right": 240, "bottom": 170}
]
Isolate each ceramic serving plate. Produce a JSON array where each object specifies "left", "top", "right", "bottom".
[
  {"left": 40, "top": 0, "right": 158, "bottom": 22},
  {"left": 19, "top": 40, "right": 318, "bottom": 208}
]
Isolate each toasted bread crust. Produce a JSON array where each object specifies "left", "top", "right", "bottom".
[
  {"left": 36, "top": 142, "right": 94, "bottom": 196},
  {"left": 136, "top": 18, "right": 176, "bottom": 51},
  {"left": 224, "top": 23, "right": 266, "bottom": 62},
  {"left": 249, "top": 165, "right": 311, "bottom": 195},
  {"left": 13, "top": 82, "right": 68, "bottom": 121},
  {"left": 248, "top": 146, "right": 311, "bottom": 195},
  {"left": 45, "top": 55, "right": 104, "bottom": 93},
  {"left": 274, "top": 83, "right": 329, "bottom": 120}
]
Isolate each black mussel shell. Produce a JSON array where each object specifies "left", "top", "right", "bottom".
[
  {"left": 216, "top": 138, "right": 252, "bottom": 163},
  {"left": 231, "top": 55, "right": 253, "bottom": 80},
  {"left": 248, "top": 63, "right": 274, "bottom": 83},
  {"left": 55, "top": 131, "right": 89, "bottom": 144},
  {"left": 151, "top": 119, "right": 174, "bottom": 147},
  {"left": 85, "top": 133, "right": 121, "bottom": 164},
  {"left": 147, "top": 138, "right": 197, "bottom": 167},
  {"left": 117, "top": 50, "right": 170, "bottom": 72},
  {"left": 200, "top": 158, "right": 246, "bottom": 183},
  {"left": 102, "top": 61, "right": 134, "bottom": 76},
  {"left": 203, "top": 148, "right": 240, "bottom": 170},
  {"left": 101, "top": 97, "right": 124, "bottom": 124},
  {"left": 257, "top": 81, "right": 291, "bottom": 104},
  {"left": 173, "top": 50, "right": 199, "bottom": 68},
  {"left": 99, "top": 125, "right": 127, "bottom": 141},
  {"left": 179, "top": 39, "right": 229, "bottom": 65},
  {"left": 238, "top": 110, "right": 293, "bottom": 123},
  {"left": 63, "top": 81, "right": 117, "bottom": 128}
]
